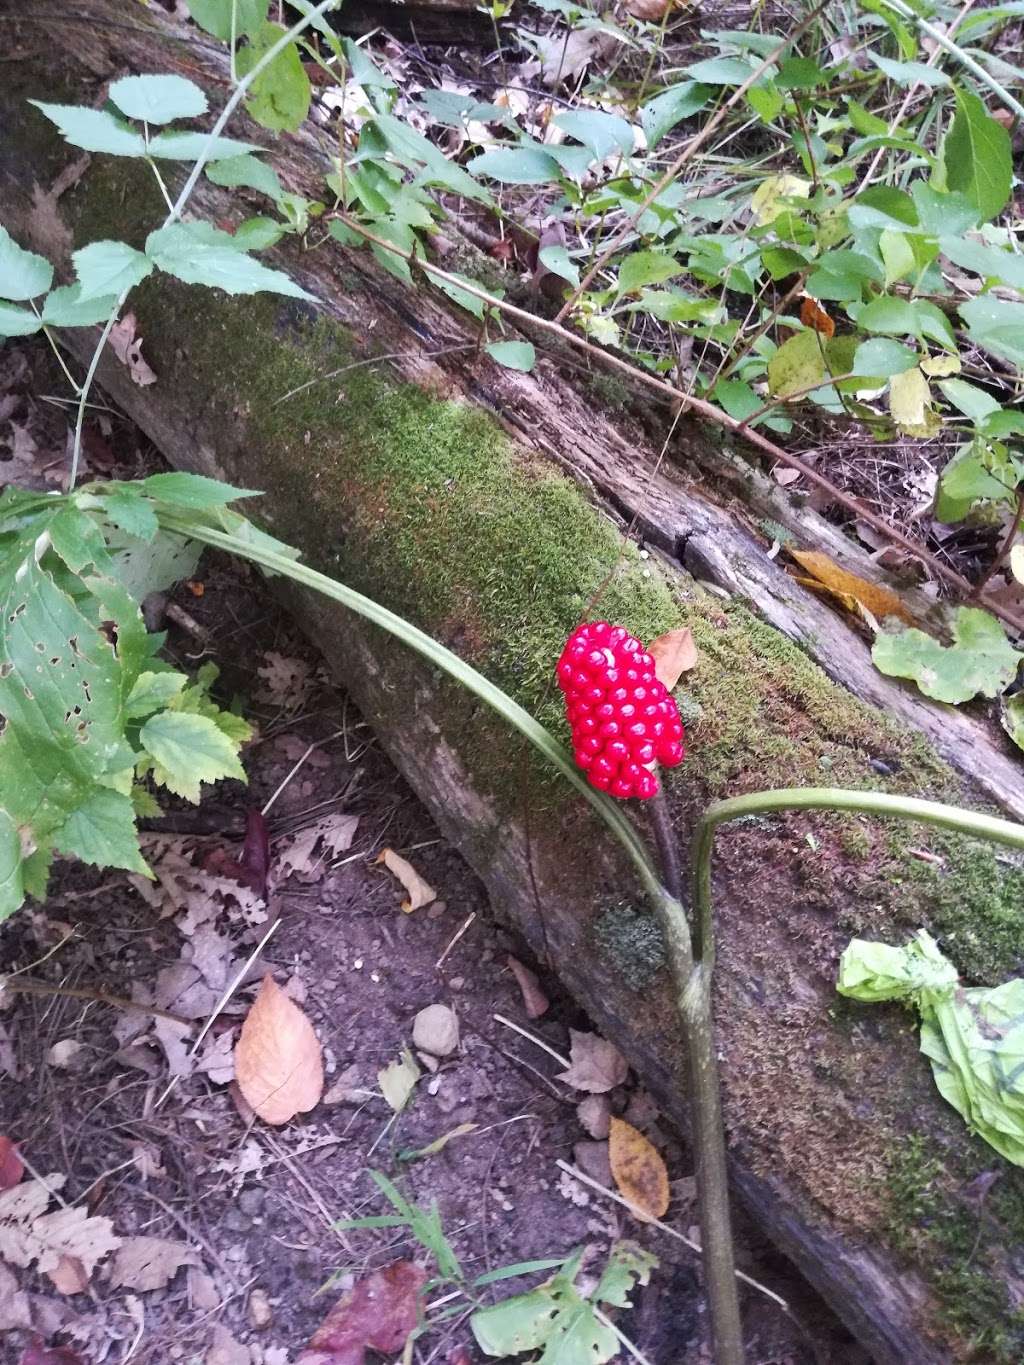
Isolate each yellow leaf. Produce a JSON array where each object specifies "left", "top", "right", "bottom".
[
  {"left": 608, "top": 1116, "right": 669, "bottom": 1222},
  {"left": 889, "top": 366, "right": 939, "bottom": 436},
  {"left": 750, "top": 173, "right": 811, "bottom": 226},
  {"left": 234, "top": 975, "right": 324, "bottom": 1124},
  {"left": 648, "top": 626, "right": 697, "bottom": 691},
  {"left": 789, "top": 549, "right": 913, "bottom": 625},
  {"left": 920, "top": 352, "right": 961, "bottom": 377},
  {"left": 376, "top": 847, "right": 436, "bottom": 912}
]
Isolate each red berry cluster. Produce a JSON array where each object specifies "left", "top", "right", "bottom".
[{"left": 557, "top": 621, "right": 685, "bottom": 800}]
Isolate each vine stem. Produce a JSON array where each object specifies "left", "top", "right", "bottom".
[{"left": 66, "top": 0, "right": 341, "bottom": 492}]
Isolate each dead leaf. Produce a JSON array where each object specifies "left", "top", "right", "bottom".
[
  {"left": 189, "top": 1266, "right": 222, "bottom": 1311},
  {"left": 506, "top": 955, "right": 549, "bottom": 1018},
  {"left": 255, "top": 652, "right": 314, "bottom": 710},
  {"left": 0, "top": 1173, "right": 121, "bottom": 1279},
  {"left": 109, "top": 314, "right": 157, "bottom": 386},
  {"left": 108, "top": 1236, "right": 200, "bottom": 1292},
  {"left": 557, "top": 1030, "right": 628, "bottom": 1093},
  {"left": 576, "top": 1095, "right": 611, "bottom": 1139},
  {"left": 18, "top": 1339, "right": 85, "bottom": 1365},
  {"left": 573, "top": 1140, "right": 612, "bottom": 1187},
  {"left": 0, "top": 1137, "right": 23, "bottom": 1191},
  {"left": 195, "top": 1028, "right": 236, "bottom": 1085},
  {"left": 45, "top": 1041, "right": 86, "bottom": 1071},
  {"left": 45, "top": 1254, "right": 88, "bottom": 1295},
  {"left": 0, "top": 1263, "right": 32, "bottom": 1329},
  {"left": 234, "top": 975, "right": 324, "bottom": 1124},
  {"left": 206, "top": 1324, "right": 252, "bottom": 1365},
  {"left": 648, "top": 627, "right": 698, "bottom": 691},
  {"left": 625, "top": 0, "right": 672, "bottom": 17},
  {"left": 375, "top": 848, "right": 436, "bottom": 912},
  {"left": 378, "top": 1047, "right": 421, "bottom": 1113},
  {"left": 799, "top": 296, "right": 835, "bottom": 338},
  {"left": 609, "top": 1116, "right": 670, "bottom": 1222},
  {"left": 788, "top": 549, "right": 913, "bottom": 625},
  {"left": 277, "top": 812, "right": 359, "bottom": 882},
  {"left": 296, "top": 1261, "right": 427, "bottom": 1364}
]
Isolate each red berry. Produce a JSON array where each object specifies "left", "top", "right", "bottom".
[{"left": 557, "top": 622, "right": 686, "bottom": 801}]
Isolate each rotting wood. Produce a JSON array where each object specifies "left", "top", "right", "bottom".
[{"left": 4, "top": 6, "right": 1024, "bottom": 1361}]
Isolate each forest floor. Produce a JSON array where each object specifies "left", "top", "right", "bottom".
[{"left": 0, "top": 341, "right": 865, "bottom": 1364}]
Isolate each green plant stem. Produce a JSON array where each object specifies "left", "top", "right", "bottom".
[
  {"left": 66, "top": 0, "right": 340, "bottom": 492},
  {"left": 692, "top": 787, "right": 1024, "bottom": 968}
]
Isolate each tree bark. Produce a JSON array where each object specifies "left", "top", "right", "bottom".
[{"left": 4, "top": 6, "right": 1024, "bottom": 1361}]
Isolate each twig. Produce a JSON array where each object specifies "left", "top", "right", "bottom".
[
  {"left": 436, "top": 911, "right": 476, "bottom": 969},
  {"left": 1, "top": 977, "right": 193, "bottom": 1026}
]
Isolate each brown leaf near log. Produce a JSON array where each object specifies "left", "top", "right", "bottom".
[
  {"left": 506, "top": 955, "right": 550, "bottom": 1018},
  {"left": 648, "top": 626, "right": 698, "bottom": 691},
  {"left": 609, "top": 1116, "right": 670, "bottom": 1221},
  {"left": 234, "top": 975, "right": 324, "bottom": 1125},
  {"left": 296, "top": 1260, "right": 427, "bottom": 1364},
  {"left": 787, "top": 549, "right": 914, "bottom": 626}
]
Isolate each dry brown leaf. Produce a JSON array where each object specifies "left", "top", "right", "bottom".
[
  {"left": 0, "top": 1174, "right": 121, "bottom": 1279},
  {"left": 376, "top": 848, "right": 436, "bottom": 912},
  {"left": 608, "top": 1116, "right": 670, "bottom": 1222},
  {"left": 254, "top": 651, "right": 314, "bottom": 710},
  {"left": 108, "top": 1236, "right": 200, "bottom": 1292},
  {"left": 109, "top": 314, "right": 157, "bottom": 386},
  {"left": 277, "top": 812, "right": 359, "bottom": 882},
  {"left": 46, "top": 1253, "right": 89, "bottom": 1294},
  {"left": 506, "top": 955, "right": 549, "bottom": 1018},
  {"left": 788, "top": 549, "right": 913, "bottom": 625},
  {"left": 557, "top": 1030, "right": 628, "bottom": 1093},
  {"left": 648, "top": 627, "right": 698, "bottom": 691},
  {"left": 625, "top": 0, "right": 672, "bottom": 19},
  {"left": 234, "top": 975, "right": 324, "bottom": 1124}
]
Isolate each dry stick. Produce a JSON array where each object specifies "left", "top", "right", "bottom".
[
  {"left": 1, "top": 977, "right": 193, "bottom": 1026},
  {"left": 553, "top": 2, "right": 829, "bottom": 324},
  {"left": 334, "top": 214, "right": 1024, "bottom": 634}
]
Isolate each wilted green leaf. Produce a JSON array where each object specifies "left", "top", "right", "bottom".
[
  {"left": 872, "top": 607, "right": 1022, "bottom": 703},
  {"left": 236, "top": 22, "right": 311, "bottom": 132}
]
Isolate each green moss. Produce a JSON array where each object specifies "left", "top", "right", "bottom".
[
  {"left": 885, "top": 1136, "right": 1024, "bottom": 1361},
  {"left": 839, "top": 823, "right": 872, "bottom": 860},
  {"left": 593, "top": 901, "right": 666, "bottom": 988}
]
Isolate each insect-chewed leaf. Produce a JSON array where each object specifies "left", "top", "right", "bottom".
[
  {"left": 873, "top": 606, "right": 1023, "bottom": 704},
  {"left": 234, "top": 975, "right": 324, "bottom": 1124},
  {"left": 608, "top": 1117, "right": 669, "bottom": 1221}
]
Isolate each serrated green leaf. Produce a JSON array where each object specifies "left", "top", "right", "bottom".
[
  {"left": 126, "top": 670, "right": 188, "bottom": 719},
  {"left": 108, "top": 74, "right": 208, "bottom": 124},
  {"left": 592, "top": 1241, "right": 657, "bottom": 1307},
  {"left": 0, "top": 224, "right": 53, "bottom": 301},
  {"left": 39, "top": 284, "right": 120, "bottom": 327},
  {"left": 145, "top": 222, "right": 314, "bottom": 300},
  {"left": 944, "top": 86, "right": 1012, "bottom": 224},
  {"left": 236, "top": 22, "right": 311, "bottom": 132},
  {"left": 1001, "top": 691, "right": 1024, "bottom": 753},
  {"left": 872, "top": 607, "right": 1022, "bottom": 703},
  {"left": 48, "top": 504, "right": 113, "bottom": 574},
  {"left": 187, "top": 0, "right": 267, "bottom": 40},
  {"left": 206, "top": 152, "right": 284, "bottom": 202},
  {"left": 485, "top": 340, "right": 535, "bottom": 371},
  {"left": 0, "top": 303, "right": 42, "bottom": 339},
  {"left": 100, "top": 490, "right": 159, "bottom": 541},
  {"left": 52, "top": 788, "right": 150, "bottom": 875},
  {"left": 73, "top": 240, "right": 153, "bottom": 301},
  {"left": 29, "top": 102, "right": 147, "bottom": 156},
  {"left": 140, "top": 710, "right": 246, "bottom": 802},
  {"left": 767, "top": 330, "right": 826, "bottom": 398},
  {"left": 146, "top": 130, "right": 262, "bottom": 161},
  {"left": 0, "top": 809, "right": 24, "bottom": 923}
]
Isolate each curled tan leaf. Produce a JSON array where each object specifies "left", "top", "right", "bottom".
[
  {"left": 648, "top": 627, "right": 698, "bottom": 691},
  {"left": 376, "top": 848, "right": 436, "bottom": 912},
  {"left": 234, "top": 975, "right": 323, "bottom": 1125}
]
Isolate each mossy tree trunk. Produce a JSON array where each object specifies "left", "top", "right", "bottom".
[{"left": 5, "top": 5, "right": 1024, "bottom": 1361}]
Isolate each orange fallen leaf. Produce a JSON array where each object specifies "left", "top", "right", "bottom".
[
  {"left": 608, "top": 1116, "right": 669, "bottom": 1222},
  {"left": 799, "top": 295, "right": 835, "bottom": 338},
  {"left": 234, "top": 975, "right": 324, "bottom": 1125},
  {"left": 648, "top": 627, "right": 697, "bottom": 691},
  {"left": 375, "top": 848, "right": 436, "bottom": 912},
  {"left": 788, "top": 549, "right": 913, "bottom": 625},
  {"left": 507, "top": 955, "right": 549, "bottom": 1018}
]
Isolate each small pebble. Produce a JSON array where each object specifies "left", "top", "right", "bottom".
[
  {"left": 412, "top": 1003, "right": 460, "bottom": 1057},
  {"left": 248, "top": 1287, "right": 272, "bottom": 1330}
]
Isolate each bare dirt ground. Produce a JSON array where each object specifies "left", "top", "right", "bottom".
[{"left": 0, "top": 341, "right": 861, "bottom": 1365}]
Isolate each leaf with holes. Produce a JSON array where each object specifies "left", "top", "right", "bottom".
[{"left": 872, "top": 608, "right": 1023, "bottom": 704}]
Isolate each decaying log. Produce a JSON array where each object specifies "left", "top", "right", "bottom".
[{"left": 4, "top": 6, "right": 1024, "bottom": 1361}]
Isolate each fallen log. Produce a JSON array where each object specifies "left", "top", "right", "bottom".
[{"left": 4, "top": 6, "right": 1024, "bottom": 1360}]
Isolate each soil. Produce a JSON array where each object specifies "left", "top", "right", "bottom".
[{"left": 0, "top": 341, "right": 864, "bottom": 1365}]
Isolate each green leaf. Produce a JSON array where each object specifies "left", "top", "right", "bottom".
[
  {"left": 125, "top": 670, "right": 188, "bottom": 720},
  {"left": 236, "top": 22, "right": 311, "bottom": 132},
  {"left": 485, "top": 340, "right": 535, "bottom": 372},
  {"left": 776, "top": 55, "right": 825, "bottom": 89},
  {"left": 686, "top": 56, "right": 756, "bottom": 84},
  {"left": 538, "top": 245, "right": 580, "bottom": 287},
  {"left": 52, "top": 789, "right": 150, "bottom": 876},
  {"left": 940, "top": 234, "right": 1024, "bottom": 290},
  {"left": 108, "top": 74, "right": 208, "bottom": 124},
  {"left": 960, "top": 296, "right": 1024, "bottom": 369},
  {"left": 0, "top": 303, "right": 42, "bottom": 339},
  {"left": 106, "top": 526, "right": 203, "bottom": 601},
  {"left": 372, "top": 113, "right": 490, "bottom": 203},
  {"left": 232, "top": 217, "right": 286, "bottom": 250},
  {"left": 910, "top": 182, "right": 979, "bottom": 236},
  {"left": 28, "top": 102, "right": 146, "bottom": 156},
  {"left": 146, "top": 130, "right": 262, "bottom": 161},
  {"left": 872, "top": 607, "right": 1022, "bottom": 703},
  {"left": 139, "top": 471, "right": 259, "bottom": 508},
  {"left": 617, "top": 250, "right": 683, "bottom": 294},
  {"left": 39, "top": 284, "right": 120, "bottom": 327},
  {"left": 0, "top": 224, "right": 53, "bottom": 301},
  {"left": 852, "top": 295, "right": 955, "bottom": 348},
  {"left": 853, "top": 337, "right": 918, "bottom": 376},
  {"left": 145, "top": 222, "right": 315, "bottom": 300},
  {"left": 100, "top": 490, "right": 160, "bottom": 541},
  {"left": 554, "top": 110, "right": 635, "bottom": 160},
  {"left": 467, "top": 147, "right": 561, "bottom": 184},
  {"left": 140, "top": 710, "right": 246, "bottom": 802},
  {"left": 746, "top": 82, "right": 784, "bottom": 122},
  {"left": 944, "top": 86, "right": 1012, "bottom": 224},
  {"left": 73, "top": 241, "right": 153, "bottom": 301},
  {"left": 0, "top": 809, "right": 24, "bottom": 923},
  {"left": 187, "top": 0, "right": 267, "bottom": 40},
  {"left": 640, "top": 82, "right": 708, "bottom": 149},
  {"left": 1001, "top": 691, "right": 1024, "bottom": 753},
  {"left": 431, "top": 270, "right": 489, "bottom": 320},
  {"left": 937, "top": 378, "right": 1001, "bottom": 423},
  {"left": 767, "top": 330, "right": 826, "bottom": 398},
  {"left": 935, "top": 446, "right": 1015, "bottom": 522},
  {"left": 206, "top": 152, "right": 284, "bottom": 202},
  {"left": 879, "top": 228, "right": 916, "bottom": 287},
  {"left": 712, "top": 379, "right": 762, "bottom": 421},
  {"left": 869, "top": 53, "right": 950, "bottom": 86}
]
